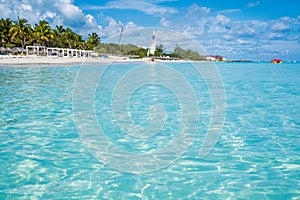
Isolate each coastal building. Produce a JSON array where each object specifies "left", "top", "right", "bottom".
[
  {"left": 204, "top": 55, "right": 216, "bottom": 61},
  {"left": 26, "top": 45, "right": 97, "bottom": 58},
  {"left": 204, "top": 55, "right": 227, "bottom": 61},
  {"left": 215, "top": 55, "right": 224, "bottom": 61},
  {"left": 271, "top": 59, "right": 282, "bottom": 63},
  {"left": 26, "top": 45, "right": 46, "bottom": 56}
]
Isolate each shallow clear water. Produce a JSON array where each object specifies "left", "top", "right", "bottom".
[{"left": 0, "top": 62, "right": 299, "bottom": 199}]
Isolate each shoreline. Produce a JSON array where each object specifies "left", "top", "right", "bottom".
[
  {"left": 3, "top": 55, "right": 295, "bottom": 66},
  {"left": 0, "top": 55, "right": 209, "bottom": 66},
  {"left": 0, "top": 55, "right": 143, "bottom": 66}
]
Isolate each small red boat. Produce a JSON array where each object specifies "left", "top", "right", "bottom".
[{"left": 271, "top": 59, "right": 282, "bottom": 63}]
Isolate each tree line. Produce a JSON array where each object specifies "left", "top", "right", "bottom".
[
  {"left": 1, "top": 17, "right": 205, "bottom": 60},
  {"left": 0, "top": 17, "right": 100, "bottom": 50},
  {"left": 95, "top": 43, "right": 205, "bottom": 60}
]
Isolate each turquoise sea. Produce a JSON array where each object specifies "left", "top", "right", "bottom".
[{"left": 0, "top": 62, "right": 299, "bottom": 199}]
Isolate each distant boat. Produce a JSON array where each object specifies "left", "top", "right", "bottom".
[
  {"left": 271, "top": 59, "right": 282, "bottom": 63},
  {"left": 147, "top": 30, "right": 156, "bottom": 57}
]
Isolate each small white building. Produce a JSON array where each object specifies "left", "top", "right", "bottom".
[
  {"left": 204, "top": 55, "right": 216, "bottom": 61},
  {"left": 26, "top": 45, "right": 46, "bottom": 56},
  {"left": 27, "top": 46, "right": 97, "bottom": 58}
]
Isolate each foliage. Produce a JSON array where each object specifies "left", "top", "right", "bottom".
[
  {"left": 95, "top": 43, "right": 146, "bottom": 57},
  {"left": 154, "top": 44, "right": 165, "bottom": 56},
  {"left": 173, "top": 44, "right": 205, "bottom": 60},
  {"left": 62, "top": 27, "right": 84, "bottom": 49},
  {"left": 0, "top": 17, "right": 205, "bottom": 60},
  {"left": 0, "top": 18, "right": 13, "bottom": 47},
  {"left": 86, "top": 32, "right": 100, "bottom": 50},
  {"left": 94, "top": 43, "right": 205, "bottom": 60},
  {"left": 32, "top": 20, "right": 54, "bottom": 46},
  {"left": 0, "top": 17, "right": 101, "bottom": 50},
  {"left": 9, "top": 17, "right": 32, "bottom": 48},
  {"left": 52, "top": 25, "right": 65, "bottom": 47},
  {"left": 126, "top": 48, "right": 148, "bottom": 58}
]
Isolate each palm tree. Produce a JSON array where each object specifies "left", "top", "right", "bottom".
[
  {"left": 52, "top": 25, "right": 65, "bottom": 47},
  {"left": 73, "top": 33, "right": 84, "bottom": 49},
  {"left": 32, "top": 20, "right": 54, "bottom": 46},
  {"left": 63, "top": 27, "right": 76, "bottom": 48},
  {"left": 55, "top": 25, "right": 65, "bottom": 34},
  {"left": 0, "top": 18, "right": 13, "bottom": 47},
  {"left": 9, "top": 17, "right": 32, "bottom": 48},
  {"left": 62, "top": 27, "right": 85, "bottom": 49},
  {"left": 86, "top": 32, "right": 100, "bottom": 50},
  {"left": 155, "top": 44, "right": 165, "bottom": 56}
]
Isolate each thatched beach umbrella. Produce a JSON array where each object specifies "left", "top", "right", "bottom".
[
  {"left": 5, "top": 47, "right": 12, "bottom": 52},
  {"left": 11, "top": 47, "right": 19, "bottom": 53},
  {"left": 12, "top": 47, "right": 24, "bottom": 53}
]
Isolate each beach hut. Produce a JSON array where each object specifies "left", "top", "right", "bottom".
[
  {"left": 26, "top": 46, "right": 46, "bottom": 56},
  {"left": 0, "top": 47, "right": 5, "bottom": 52}
]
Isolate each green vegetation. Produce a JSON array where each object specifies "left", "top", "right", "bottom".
[
  {"left": 86, "top": 32, "right": 100, "bottom": 50},
  {"left": 0, "top": 17, "right": 100, "bottom": 50},
  {"left": 95, "top": 43, "right": 205, "bottom": 60},
  {"left": 95, "top": 43, "right": 145, "bottom": 56},
  {"left": 9, "top": 17, "right": 32, "bottom": 48},
  {"left": 173, "top": 44, "right": 205, "bottom": 60},
  {"left": 32, "top": 20, "right": 54, "bottom": 47},
  {"left": 154, "top": 44, "right": 165, "bottom": 56},
  {"left": 1, "top": 17, "right": 206, "bottom": 60}
]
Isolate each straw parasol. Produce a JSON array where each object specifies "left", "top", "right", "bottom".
[
  {"left": 5, "top": 47, "right": 12, "bottom": 52},
  {"left": 11, "top": 47, "right": 19, "bottom": 53},
  {"left": 19, "top": 47, "right": 26, "bottom": 52}
]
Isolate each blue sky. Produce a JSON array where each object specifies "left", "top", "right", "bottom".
[{"left": 1, "top": 0, "right": 299, "bottom": 60}]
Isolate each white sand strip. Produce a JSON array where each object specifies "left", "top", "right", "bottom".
[{"left": 0, "top": 55, "right": 145, "bottom": 65}]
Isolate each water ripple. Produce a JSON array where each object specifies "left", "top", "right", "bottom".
[{"left": 0, "top": 63, "right": 299, "bottom": 199}]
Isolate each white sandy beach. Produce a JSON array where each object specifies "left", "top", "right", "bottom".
[
  {"left": 0, "top": 55, "right": 148, "bottom": 65},
  {"left": 0, "top": 55, "right": 197, "bottom": 66}
]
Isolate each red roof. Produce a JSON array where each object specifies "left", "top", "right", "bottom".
[{"left": 271, "top": 59, "right": 282, "bottom": 63}]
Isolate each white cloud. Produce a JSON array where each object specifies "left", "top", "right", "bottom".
[
  {"left": 98, "top": 16, "right": 139, "bottom": 39},
  {"left": 86, "top": 0, "right": 177, "bottom": 16},
  {"left": 236, "top": 39, "right": 251, "bottom": 45},
  {"left": 56, "top": 3, "right": 83, "bottom": 20},
  {"left": 0, "top": 0, "right": 85, "bottom": 26},
  {"left": 21, "top": 4, "right": 32, "bottom": 11},
  {"left": 102, "top": 16, "right": 123, "bottom": 36},
  {"left": 247, "top": 1, "right": 260, "bottom": 8},
  {"left": 0, "top": 0, "right": 112, "bottom": 38},
  {"left": 43, "top": 11, "right": 56, "bottom": 19},
  {"left": 267, "top": 32, "right": 285, "bottom": 40},
  {"left": 187, "top": 3, "right": 210, "bottom": 16},
  {"left": 0, "top": 3, "right": 12, "bottom": 18},
  {"left": 222, "top": 34, "right": 234, "bottom": 41},
  {"left": 1, "top": 0, "right": 299, "bottom": 60},
  {"left": 271, "top": 22, "right": 291, "bottom": 31},
  {"left": 218, "top": 9, "right": 242, "bottom": 14},
  {"left": 215, "top": 14, "right": 230, "bottom": 25},
  {"left": 160, "top": 18, "right": 171, "bottom": 27},
  {"left": 85, "top": 14, "right": 96, "bottom": 25},
  {"left": 125, "top": 21, "right": 138, "bottom": 30},
  {"left": 158, "top": 3, "right": 300, "bottom": 60},
  {"left": 229, "top": 20, "right": 262, "bottom": 37}
]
